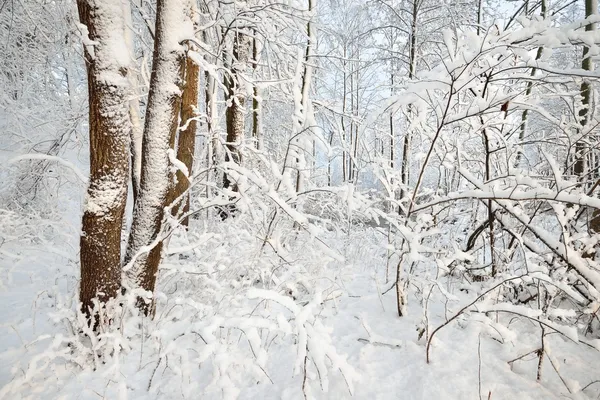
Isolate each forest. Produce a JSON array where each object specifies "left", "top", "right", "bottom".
[{"left": 2, "top": 0, "right": 600, "bottom": 398}]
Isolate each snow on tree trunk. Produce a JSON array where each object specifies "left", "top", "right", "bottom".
[
  {"left": 168, "top": 45, "right": 199, "bottom": 227},
  {"left": 76, "top": 0, "right": 133, "bottom": 322},
  {"left": 125, "top": 0, "right": 193, "bottom": 314},
  {"left": 221, "top": 32, "right": 250, "bottom": 218},
  {"left": 206, "top": 69, "right": 220, "bottom": 184},
  {"left": 295, "top": 0, "right": 316, "bottom": 195},
  {"left": 399, "top": 0, "right": 418, "bottom": 202},
  {"left": 252, "top": 32, "right": 263, "bottom": 150},
  {"left": 129, "top": 87, "right": 144, "bottom": 203},
  {"left": 582, "top": 0, "right": 600, "bottom": 234},
  {"left": 574, "top": 0, "right": 597, "bottom": 179},
  {"left": 122, "top": 0, "right": 144, "bottom": 202}
]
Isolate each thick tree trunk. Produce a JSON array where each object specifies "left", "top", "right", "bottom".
[
  {"left": 77, "top": 0, "right": 132, "bottom": 322},
  {"left": 125, "top": 0, "right": 191, "bottom": 314}
]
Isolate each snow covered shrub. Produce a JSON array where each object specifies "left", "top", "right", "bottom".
[
  {"left": 372, "top": 18, "right": 600, "bottom": 394},
  {"left": 2, "top": 146, "right": 362, "bottom": 399},
  {"left": 0, "top": 0, "right": 86, "bottom": 215}
]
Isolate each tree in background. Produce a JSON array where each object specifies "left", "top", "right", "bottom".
[
  {"left": 168, "top": 37, "right": 200, "bottom": 227},
  {"left": 222, "top": 32, "right": 251, "bottom": 199}
]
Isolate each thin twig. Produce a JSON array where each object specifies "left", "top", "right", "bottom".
[{"left": 426, "top": 274, "right": 526, "bottom": 363}]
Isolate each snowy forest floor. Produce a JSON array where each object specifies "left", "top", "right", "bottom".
[{"left": 1, "top": 208, "right": 600, "bottom": 400}]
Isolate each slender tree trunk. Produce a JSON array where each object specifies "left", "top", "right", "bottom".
[
  {"left": 123, "top": 0, "right": 143, "bottom": 202},
  {"left": 252, "top": 32, "right": 263, "bottom": 150},
  {"left": 207, "top": 71, "right": 219, "bottom": 169},
  {"left": 390, "top": 75, "right": 395, "bottom": 172},
  {"left": 77, "top": 0, "right": 132, "bottom": 322},
  {"left": 389, "top": 69, "right": 395, "bottom": 172},
  {"left": 342, "top": 44, "right": 348, "bottom": 182},
  {"left": 515, "top": 0, "right": 546, "bottom": 169},
  {"left": 296, "top": 0, "right": 315, "bottom": 194},
  {"left": 224, "top": 33, "right": 250, "bottom": 185},
  {"left": 574, "top": 0, "right": 597, "bottom": 179},
  {"left": 221, "top": 31, "right": 250, "bottom": 219},
  {"left": 328, "top": 130, "right": 334, "bottom": 186},
  {"left": 125, "top": 0, "right": 190, "bottom": 314},
  {"left": 353, "top": 46, "right": 359, "bottom": 183},
  {"left": 581, "top": 0, "right": 600, "bottom": 234},
  {"left": 169, "top": 48, "right": 199, "bottom": 227},
  {"left": 349, "top": 51, "right": 355, "bottom": 182},
  {"left": 130, "top": 95, "right": 143, "bottom": 202},
  {"left": 476, "top": 0, "right": 482, "bottom": 36},
  {"left": 482, "top": 117, "right": 496, "bottom": 276},
  {"left": 400, "top": 0, "right": 418, "bottom": 201},
  {"left": 203, "top": 29, "right": 220, "bottom": 193}
]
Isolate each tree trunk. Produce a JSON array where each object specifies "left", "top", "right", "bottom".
[
  {"left": 349, "top": 50, "right": 355, "bottom": 182},
  {"left": 295, "top": 0, "right": 315, "bottom": 194},
  {"left": 202, "top": 28, "right": 220, "bottom": 196},
  {"left": 123, "top": 0, "right": 143, "bottom": 202},
  {"left": 396, "top": 0, "right": 419, "bottom": 316},
  {"left": 77, "top": 0, "right": 132, "bottom": 322},
  {"left": 342, "top": 44, "right": 348, "bottom": 183},
  {"left": 352, "top": 46, "right": 359, "bottom": 183},
  {"left": 389, "top": 70, "right": 395, "bottom": 171},
  {"left": 169, "top": 48, "right": 199, "bottom": 227},
  {"left": 581, "top": 0, "right": 600, "bottom": 234},
  {"left": 515, "top": 0, "right": 546, "bottom": 169},
  {"left": 399, "top": 0, "right": 418, "bottom": 201},
  {"left": 125, "top": 0, "right": 190, "bottom": 314},
  {"left": 222, "top": 33, "right": 250, "bottom": 203},
  {"left": 252, "top": 32, "right": 263, "bottom": 150},
  {"left": 574, "top": 0, "right": 597, "bottom": 179}
]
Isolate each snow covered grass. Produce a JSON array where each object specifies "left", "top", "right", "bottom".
[{"left": 2, "top": 198, "right": 600, "bottom": 399}]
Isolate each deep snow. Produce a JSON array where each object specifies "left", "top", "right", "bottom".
[{"left": 2, "top": 210, "right": 600, "bottom": 400}]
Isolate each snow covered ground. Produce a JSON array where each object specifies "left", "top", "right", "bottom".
[{"left": 2, "top": 208, "right": 600, "bottom": 400}]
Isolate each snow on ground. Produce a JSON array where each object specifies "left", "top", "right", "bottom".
[{"left": 1, "top": 212, "right": 600, "bottom": 399}]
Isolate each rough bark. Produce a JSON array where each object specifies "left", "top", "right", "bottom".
[
  {"left": 222, "top": 32, "right": 250, "bottom": 217},
  {"left": 76, "top": 0, "right": 132, "bottom": 321},
  {"left": 574, "top": 0, "right": 597, "bottom": 179},
  {"left": 125, "top": 0, "right": 190, "bottom": 314},
  {"left": 169, "top": 49, "right": 199, "bottom": 227}
]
